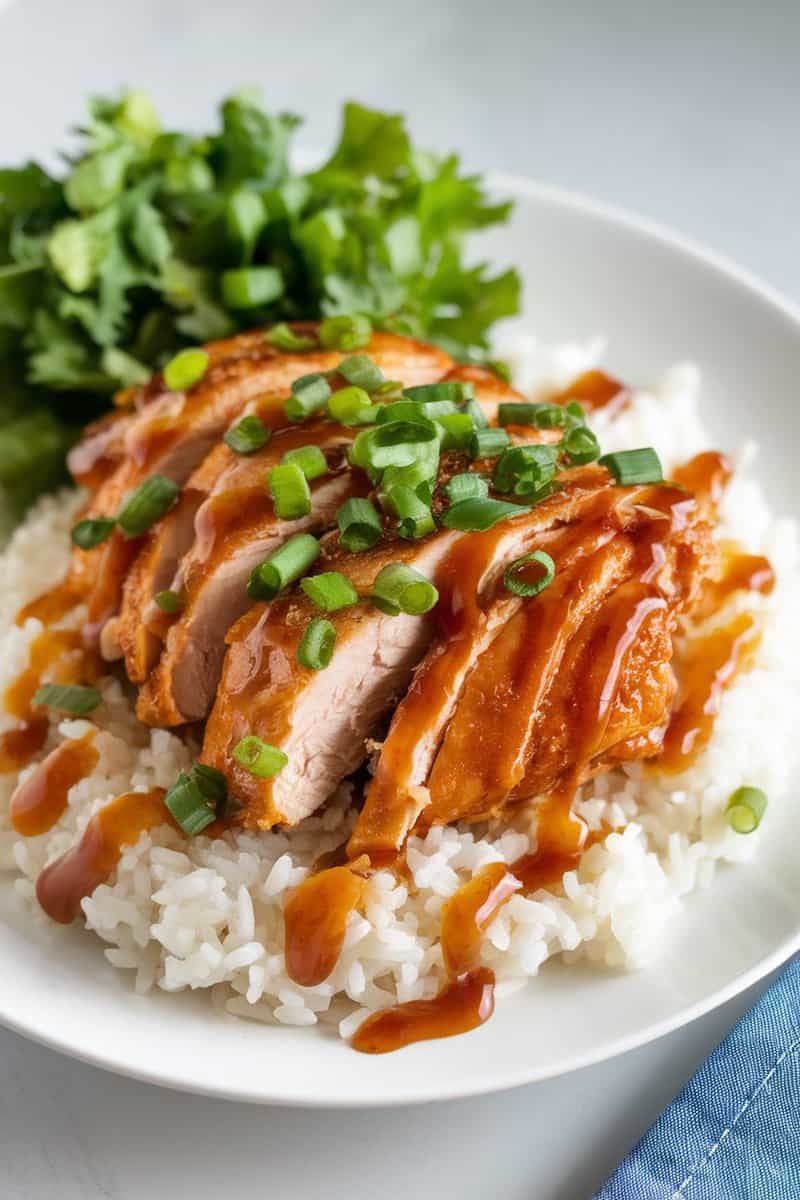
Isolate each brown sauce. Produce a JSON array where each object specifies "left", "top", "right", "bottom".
[
  {"left": 10, "top": 734, "right": 98, "bottom": 837},
  {"left": 36, "top": 788, "right": 169, "bottom": 924},
  {"left": 15, "top": 581, "right": 81, "bottom": 629},
  {"left": 695, "top": 546, "right": 774, "bottom": 622},
  {"left": 351, "top": 967, "right": 495, "bottom": 1055},
  {"left": 283, "top": 865, "right": 365, "bottom": 987},
  {"left": 0, "top": 627, "right": 99, "bottom": 774},
  {"left": 672, "top": 450, "right": 732, "bottom": 508},
  {"left": 554, "top": 369, "right": 630, "bottom": 418},
  {"left": 660, "top": 612, "right": 758, "bottom": 771},
  {"left": 441, "top": 861, "right": 521, "bottom": 977}
]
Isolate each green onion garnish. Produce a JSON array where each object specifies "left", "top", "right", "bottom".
[
  {"left": 117, "top": 474, "right": 180, "bottom": 538},
  {"left": 350, "top": 416, "right": 439, "bottom": 472},
  {"left": 300, "top": 571, "right": 359, "bottom": 612},
  {"left": 403, "top": 381, "right": 475, "bottom": 406},
  {"left": 337, "top": 498, "right": 383, "bottom": 552},
  {"left": 221, "top": 266, "right": 284, "bottom": 309},
  {"left": 71, "top": 517, "right": 116, "bottom": 549},
  {"left": 469, "top": 426, "right": 511, "bottom": 461},
  {"left": 163, "top": 348, "right": 209, "bottom": 392},
  {"left": 268, "top": 463, "right": 312, "bottom": 520},
  {"left": 492, "top": 444, "right": 558, "bottom": 496},
  {"left": 224, "top": 415, "right": 271, "bottom": 455},
  {"left": 436, "top": 412, "right": 475, "bottom": 452},
  {"left": 726, "top": 786, "right": 768, "bottom": 834},
  {"left": 247, "top": 533, "right": 320, "bottom": 601},
  {"left": 464, "top": 398, "right": 488, "bottom": 429},
  {"left": 562, "top": 426, "right": 601, "bottom": 465},
  {"left": 503, "top": 550, "right": 556, "bottom": 597},
  {"left": 154, "top": 590, "right": 183, "bottom": 614},
  {"left": 266, "top": 323, "right": 318, "bottom": 352},
  {"left": 285, "top": 373, "right": 332, "bottom": 422},
  {"left": 281, "top": 444, "right": 328, "bottom": 481},
  {"left": 33, "top": 683, "right": 101, "bottom": 715},
  {"left": 441, "top": 497, "right": 531, "bottom": 532},
  {"left": 233, "top": 736, "right": 288, "bottom": 778},
  {"left": 375, "top": 400, "right": 439, "bottom": 426},
  {"left": 487, "top": 359, "right": 511, "bottom": 384},
  {"left": 385, "top": 486, "right": 436, "bottom": 540},
  {"left": 319, "top": 314, "right": 372, "bottom": 352},
  {"left": 599, "top": 448, "right": 663, "bottom": 486},
  {"left": 379, "top": 461, "right": 435, "bottom": 506},
  {"left": 372, "top": 563, "right": 439, "bottom": 616},
  {"left": 445, "top": 473, "right": 489, "bottom": 504},
  {"left": 337, "top": 354, "right": 384, "bottom": 392},
  {"left": 297, "top": 617, "right": 337, "bottom": 670},
  {"left": 327, "top": 386, "right": 375, "bottom": 426},
  {"left": 164, "top": 763, "right": 227, "bottom": 836}
]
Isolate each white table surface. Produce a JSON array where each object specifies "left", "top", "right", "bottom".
[{"left": 1, "top": 2, "right": 798, "bottom": 1196}]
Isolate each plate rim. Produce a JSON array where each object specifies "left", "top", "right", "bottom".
[{"left": 1, "top": 173, "right": 799, "bottom": 1107}]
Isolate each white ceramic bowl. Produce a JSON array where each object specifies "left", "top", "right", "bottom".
[{"left": 1, "top": 177, "right": 799, "bottom": 1106}]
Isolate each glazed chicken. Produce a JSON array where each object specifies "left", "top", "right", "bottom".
[{"left": 60, "top": 322, "right": 719, "bottom": 862}]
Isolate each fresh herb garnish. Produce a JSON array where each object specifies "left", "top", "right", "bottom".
[{"left": 0, "top": 91, "right": 519, "bottom": 521}]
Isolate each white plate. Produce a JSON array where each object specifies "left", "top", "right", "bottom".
[{"left": 2, "top": 178, "right": 800, "bottom": 1107}]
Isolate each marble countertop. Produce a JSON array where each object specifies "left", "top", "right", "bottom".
[{"left": 1, "top": 1, "right": 797, "bottom": 1195}]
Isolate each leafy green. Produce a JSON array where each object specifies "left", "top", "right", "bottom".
[{"left": 0, "top": 90, "right": 519, "bottom": 521}]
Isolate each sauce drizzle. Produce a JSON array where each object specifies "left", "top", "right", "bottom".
[
  {"left": 11, "top": 734, "right": 98, "bottom": 837},
  {"left": 351, "top": 968, "right": 495, "bottom": 1055},
  {"left": 283, "top": 864, "right": 366, "bottom": 988},
  {"left": 36, "top": 788, "right": 169, "bottom": 924}
]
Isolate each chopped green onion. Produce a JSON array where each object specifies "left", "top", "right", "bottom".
[
  {"left": 71, "top": 517, "right": 116, "bottom": 549},
  {"left": 445, "top": 473, "right": 489, "bottom": 504},
  {"left": 374, "top": 379, "right": 404, "bottom": 400},
  {"left": 338, "top": 354, "right": 384, "bottom": 391},
  {"left": 225, "top": 189, "right": 265, "bottom": 252},
  {"left": 464, "top": 398, "right": 488, "bottom": 429},
  {"left": 297, "top": 617, "right": 337, "bottom": 670},
  {"left": 375, "top": 400, "right": 439, "bottom": 426},
  {"left": 154, "top": 590, "right": 183, "bottom": 614},
  {"left": 300, "top": 571, "right": 359, "bottom": 612},
  {"left": 562, "top": 425, "right": 601, "bottom": 465},
  {"left": 503, "top": 550, "right": 556, "bottom": 597},
  {"left": 117, "top": 474, "right": 179, "bottom": 538},
  {"left": 599, "top": 448, "right": 663, "bottom": 486},
  {"left": 33, "top": 683, "right": 101, "bottom": 715},
  {"left": 247, "top": 533, "right": 320, "bottom": 601},
  {"left": 350, "top": 416, "right": 439, "bottom": 472},
  {"left": 266, "top": 323, "right": 318, "bottom": 352},
  {"left": 164, "top": 764, "right": 226, "bottom": 836},
  {"left": 319, "top": 314, "right": 372, "bottom": 352},
  {"left": 281, "top": 444, "right": 328, "bottom": 481},
  {"left": 564, "top": 400, "right": 586, "bottom": 424},
  {"left": 436, "top": 412, "right": 475, "bottom": 451},
  {"left": 486, "top": 359, "right": 511, "bottom": 384},
  {"left": 337, "top": 498, "right": 383, "bottom": 552},
  {"left": 224, "top": 414, "right": 271, "bottom": 455},
  {"left": 441, "top": 497, "right": 530, "bottom": 532},
  {"left": 284, "top": 373, "right": 332, "bottom": 422},
  {"left": 726, "top": 786, "right": 767, "bottom": 834},
  {"left": 498, "top": 401, "right": 568, "bottom": 429},
  {"left": 233, "top": 735, "right": 288, "bottom": 778},
  {"left": 403, "top": 381, "right": 475, "bottom": 406},
  {"left": 384, "top": 486, "right": 436, "bottom": 540},
  {"left": 372, "top": 563, "right": 439, "bottom": 616},
  {"left": 268, "top": 463, "right": 312, "bottom": 520},
  {"left": 469, "top": 426, "right": 511, "bottom": 461},
  {"left": 379, "top": 460, "right": 436, "bottom": 506},
  {"left": 221, "top": 266, "right": 284, "bottom": 309},
  {"left": 327, "top": 386, "right": 375, "bottom": 426},
  {"left": 163, "top": 347, "right": 209, "bottom": 392},
  {"left": 492, "top": 444, "right": 558, "bottom": 495}
]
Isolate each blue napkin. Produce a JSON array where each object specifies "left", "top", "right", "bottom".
[{"left": 596, "top": 955, "right": 800, "bottom": 1199}]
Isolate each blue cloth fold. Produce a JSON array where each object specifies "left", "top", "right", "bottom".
[{"left": 596, "top": 956, "right": 800, "bottom": 1200}]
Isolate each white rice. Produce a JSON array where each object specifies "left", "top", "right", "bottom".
[{"left": 1, "top": 337, "right": 798, "bottom": 1040}]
